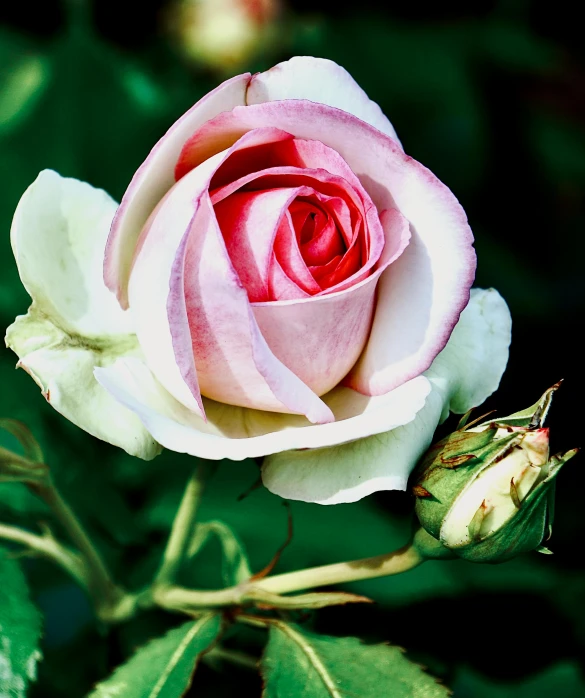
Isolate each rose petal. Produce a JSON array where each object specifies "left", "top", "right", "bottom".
[
  {"left": 129, "top": 128, "right": 293, "bottom": 417},
  {"left": 252, "top": 271, "right": 377, "bottom": 396},
  {"left": 130, "top": 126, "right": 333, "bottom": 422},
  {"left": 271, "top": 211, "right": 321, "bottom": 296},
  {"left": 208, "top": 162, "right": 385, "bottom": 293},
  {"left": 251, "top": 207, "right": 410, "bottom": 395},
  {"left": 94, "top": 358, "right": 431, "bottom": 460},
  {"left": 247, "top": 56, "right": 402, "bottom": 146},
  {"left": 105, "top": 73, "right": 251, "bottom": 307},
  {"left": 261, "top": 288, "right": 511, "bottom": 504},
  {"left": 215, "top": 186, "right": 313, "bottom": 302},
  {"left": 6, "top": 171, "right": 160, "bottom": 459},
  {"left": 180, "top": 193, "right": 334, "bottom": 422},
  {"left": 10, "top": 171, "right": 131, "bottom": 338},
  {"left": 94, "top": 210, "right": 415, "bottom": 455},
  {"left": 299, "top": 209, "right": 345, "bottom": 266},
  {"left": 175, "top": 100, "right": 476, "bottom": 393},
  {"left": 268, "top": 254, "right": 312, "bottom": 300}
]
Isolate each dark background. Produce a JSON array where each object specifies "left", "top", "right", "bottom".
[{"left": 1, "top": 0, "right": 584, "bottom": 695}]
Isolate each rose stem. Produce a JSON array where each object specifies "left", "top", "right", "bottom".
[
  {"left": 249, "top": 542, "right": 424, "bottom": 595},
  {"left": 154, "top": 461, "right": 213, "bottom": 588},
  {"left": 29, "top": 480, "right": 121, "bottom": 610},
  {"left": 0, "top": 521, "right": 88, "bottom": 588},
  {"left": 204, "top": 646, "right": 260, "bottom": 671},
  {"left": 155, "top": 542, "right": 424, "bottom": 610}
]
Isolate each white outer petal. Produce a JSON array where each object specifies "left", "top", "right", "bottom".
[
  {"left": 426, "top": 287, "right": 512, "bottom": 418},
  {"left": 94, "top": 358, "right": 431, "bottom": 460},
  {"left": 261, "top": 288, "right": 512, "bottom": 503},
  {"left": 5, "top": 170, "right": 160, "bottom": 459},
  {"left": 11, "top": 170, "right": 132, "bottom": 338},
  {"left": 247, "top": 56, "right": 401, "bottom": 146}
]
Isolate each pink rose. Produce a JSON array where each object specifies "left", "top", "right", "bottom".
[{"left": 7, "top": 57, "right": 511, "bottom": 503}]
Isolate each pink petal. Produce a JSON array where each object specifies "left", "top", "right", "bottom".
[
  {"left": 247, "top": 56, "right": 402, "bottom": 146},
  {"left": 268, "top": 255, "right": 312, "bottom": 301},
  {"left": 300, "top": 214, "right": 345, "bottom": 266},
  {"left": 271, "top": 211, "right": 321, "bottom": 296},
  {"left": 128, "top": 128, "right": 299, "bottom": 416},
  {"left": 105, "top": 73, "right": 251, "bottom": 308},
  {"left": 209, "top": 164, "right": 384, "bottom": 291},
  {"left": 252, "top": 208, "right": 411, "bottom": 396},
  {"left": 187, "top": 131, "right": 386, "bottom": 294},
  {"left": 214, "top": 186, "right": 312, "bottom": 302},
  {"left": 174, "top": 100, "right": 475, "bottom": 394},
  {"left": 180, "top": 193, "right": 334, "bottom": 423},
  {"left": 252, "top": 270, "right": 376, "bottom": 397}
]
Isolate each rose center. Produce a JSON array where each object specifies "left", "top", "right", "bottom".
[
  {"left": 288, "top": 199, "right": 348, "bottom": 283},
  {"left": 205, "top": 134, "right": 382, "bottom": 304}
]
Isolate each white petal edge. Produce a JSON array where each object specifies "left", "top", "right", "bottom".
[
  {"left": 247, "top": 56, "right": 402, "bottom": 147},
  {"left": 105, "top": 73, "right": 251, "bottom": 307},
  {"left": 94, "top": 359, "right": 431, "bottom": 461},
  {"left": 261, "top": 288, "right": 512, "bottom": 504},
  {"left": 5, "top": 171, "right": 160, "bottom": 459}
]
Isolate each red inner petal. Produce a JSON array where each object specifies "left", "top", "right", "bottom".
[
  {"left": 207, "top": 133, "right": 388, "bottom": 302},
  {"left": 272, "top": 210, "right": 322, "bottom": 296}
]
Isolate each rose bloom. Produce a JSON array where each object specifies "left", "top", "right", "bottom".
[{"left": 6, "top": 57, "right": 511, "bottom": 504}]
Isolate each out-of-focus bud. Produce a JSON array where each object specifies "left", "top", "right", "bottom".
[
  {"left": 411, "top": 383, "right": 578, "bottom": 563},
  {"left": 168, "top": 0, "right": 281, "bottom": 73}
]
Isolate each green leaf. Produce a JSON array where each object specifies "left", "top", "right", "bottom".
[
  {"left": 0, "top": 547, "right": 43, "bottom": 697},
  {"left": 88, "top": 613, "right": 222, "bottom": 698},
  {"left": 261, "top": 622, "right": 450, "bottom": 698}
]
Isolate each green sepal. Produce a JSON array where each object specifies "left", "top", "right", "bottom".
[
  {"left": 446, "top": 448, "right": 577, "bottom": 563},
  {"left": 411, "top": 526, "right": 456, "bottom": 561},
  {"left": 477, "top": 382, "right": 561, "bottom": 429},
  {"left": 414, "top": 430, "right": 519, "bottom": 539},
  {"left": 536, "top": 545, "right": 554, "bottom": 555}
]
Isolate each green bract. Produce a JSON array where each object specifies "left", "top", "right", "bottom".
[{"left": 412, "top": 383, "right": 578, "bottom": 563}]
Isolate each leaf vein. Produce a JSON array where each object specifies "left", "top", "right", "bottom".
[
  {"left": 147, "top": 614, "right": 213, "bottom": 698},
  {"left": 274, "top": 622, "right": 342, "bottom": 698}
]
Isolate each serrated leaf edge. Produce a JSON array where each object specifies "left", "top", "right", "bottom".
[{"left": 261, "top": 622, "right": 451, "bottom": 698}]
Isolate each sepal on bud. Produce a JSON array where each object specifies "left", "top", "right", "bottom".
[{"left": 411, "top": 383, "right": 578, "bottom": 563}]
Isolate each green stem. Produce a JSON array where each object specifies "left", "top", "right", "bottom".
[
  {"left": 0, "top": 522, "right": 88, "bottom": 589},
  {"left": 30, "top": 481, "right": 120, "bottom": 611},
  {"left": 155, "top": 542, "right": 424, "bottom": 611},
  {"left": 154, "top": 584, "right": 241, "bottom": 610},
  {"left": 154, "top": 462, "right": 212, "bottom": 588},
  {"left": 204, "top": 646, "right": 259, "bottom": 670},
  {"left": 253, "top": 543, "right": 424, "bottom": 595}
]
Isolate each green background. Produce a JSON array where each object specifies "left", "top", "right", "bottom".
[{"left": 1, "top": 0, "right": 584, "bottom": 695}]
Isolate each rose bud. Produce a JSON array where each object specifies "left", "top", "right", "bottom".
[
  {"left": 412, "top": 383, "right": 578, "bottom": 563},
  {"left": 168, "top": 0, "right": 281, "bottom": 72}
]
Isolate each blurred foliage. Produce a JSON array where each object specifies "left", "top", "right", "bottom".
[
  {"left": 1, "top": 0, "right": 585, "bottom": 695},
  {"left": 0, "top": 549, "right": 42, "bottom": 696}
]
